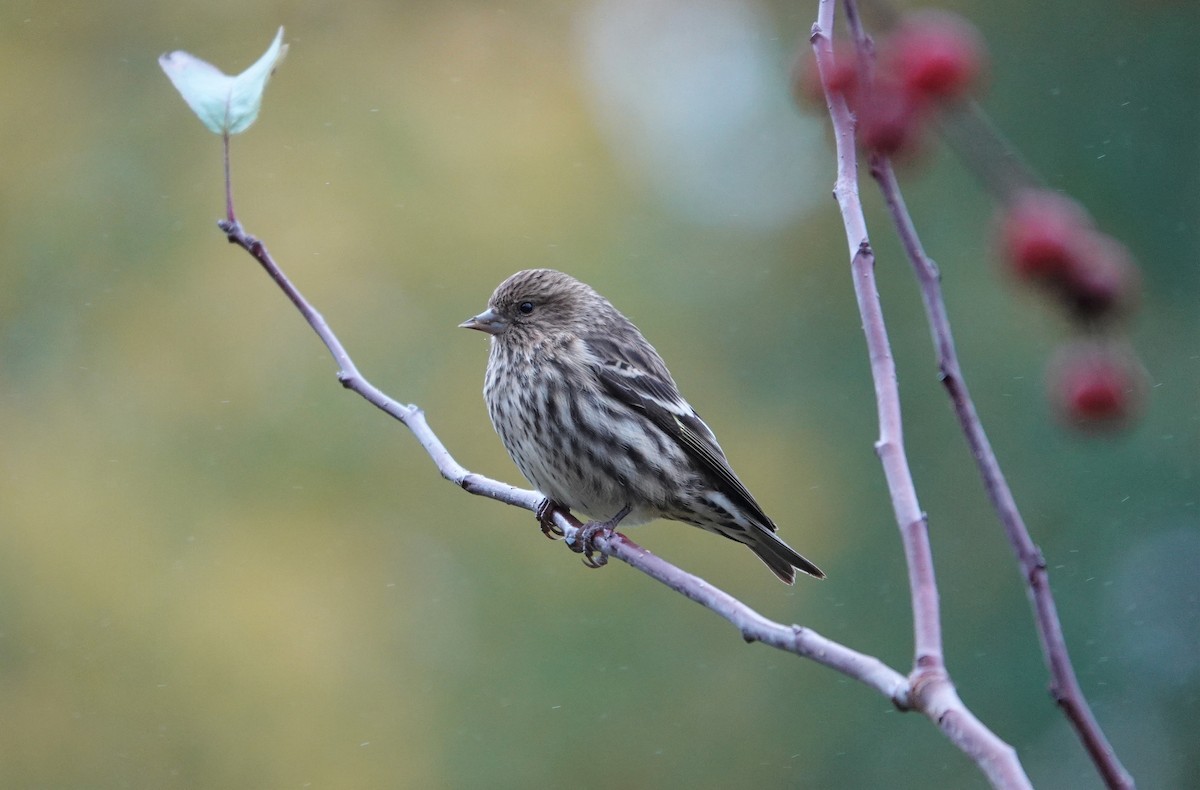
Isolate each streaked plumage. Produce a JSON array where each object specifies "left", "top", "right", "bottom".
[{"left": 460, "top": 268, "right": 824, "bottom": 583}]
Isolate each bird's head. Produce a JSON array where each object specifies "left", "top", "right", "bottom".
[{"left": 460, "top": 268, "right": 605, "bottom": 341}]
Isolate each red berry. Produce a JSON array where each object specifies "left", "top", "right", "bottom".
[
  {"left": 792, "top": 49, "right": 860, "bottom": 108},
  {"left": 791, "top": 52, "right": 825, "bottom": 108},
  {"left": 998, "top": 190, "right": 1141, "bottom": 322},
  {"left": 824, "top": 52, "right": 860, "bottom": 99},
  {"left": 998, "top": 190, "right": 1093, "bottom": 282},
  {"left": 1048, "top": 342, "right": 1146, "bottom": 431},
  {"left": 858, "top": 82, "right": 924, "bottom": 155},
  {"left": 1059, "top": 233, "right": 1140, "bottom": 320},
  {"left": 888, "top": 12, "right": 986, "bottom": 102}
]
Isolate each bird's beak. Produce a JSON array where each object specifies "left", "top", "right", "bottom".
[{"left": 459, "top": 308, "right": 508, "bottom": 335}]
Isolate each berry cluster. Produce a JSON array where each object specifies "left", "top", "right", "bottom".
[
  {"left": 998, "top": 190, "right": 1139, "bottom": 322},
  {"left": 798, "top": 10, "right": 1147, "bottom": 431},
  {"left": 996, "top": 190, "right": 1145, "bottom": 430},
  {"left": 796, "top": 11, "right": 986, "bottom": 157},
  {"left": 861, "top": 12, "right": 985, "bottom": 156}
]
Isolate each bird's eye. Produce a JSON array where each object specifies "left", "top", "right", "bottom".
[{"left": 518, "top": 301, "right": 534, "bottom": 315}]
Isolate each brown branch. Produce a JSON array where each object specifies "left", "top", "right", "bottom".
[{"left": 811, "top": 1, "right": 1030, "bottom": 787}]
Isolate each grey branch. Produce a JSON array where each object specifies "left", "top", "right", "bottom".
[
  {"left": 202, "top": 2, "right": 1123, "bottom": 783},
  {"left": 810, "top": 0, "right": 1032, "bottom": 786},
  {"left": 818, "top": 0, "right": 1133, "bottom": 787},
  {"left": 215, "top": 216, "right": 908, "bottom": 704}
]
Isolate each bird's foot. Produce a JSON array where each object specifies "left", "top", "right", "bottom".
[
  {"left": 571, "top": 504, "right": 632, "bottom": 570},
  {"left": 536, "top": 498, "right": 567, "bottom": 540}
]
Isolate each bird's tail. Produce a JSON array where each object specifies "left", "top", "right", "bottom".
[{"left": 749, "top": 530, "right": 825, "bottom": 584}]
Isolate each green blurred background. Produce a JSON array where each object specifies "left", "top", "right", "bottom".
[{"left": 1, "top": 0, "right": 1196, "bottom": 786}]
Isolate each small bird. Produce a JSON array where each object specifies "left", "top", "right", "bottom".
[{"left": 460, "top": 269, "right": 824, "bottom": 583}]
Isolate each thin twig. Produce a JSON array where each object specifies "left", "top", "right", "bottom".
[
  {"left": 223, "top": 133, "right": 235, "bottom": 224},
  {"left": 812, "top": 1, "right": 1029, "bottom": 787},
  {"left": 814, "top": 0, "right": 938, "bottom": 709},
  {"left": 937, "top": 103, "right": 1040, "bottom": 203}
]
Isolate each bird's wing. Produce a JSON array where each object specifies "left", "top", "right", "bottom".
[{"left": 583, "top": 334, "right": 778, "bottom": 533}]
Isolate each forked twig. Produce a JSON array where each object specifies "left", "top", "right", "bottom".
[
  {"left": 826, "top": 0, "right": 1133, "bottom": 786},
  {"left": 809, "top": 1, "right": 1029, "bottom": 785}
]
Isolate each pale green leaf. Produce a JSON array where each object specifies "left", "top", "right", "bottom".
[{"left": 159, "top": 27, "right": 288, "bottom": 135}]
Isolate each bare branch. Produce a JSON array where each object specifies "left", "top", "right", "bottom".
[
  {"left": 213, "top": 216, "right": 911, "bottom": 704},
  {"left": 200, "top": 4, "right": 1130, "bottom": 784},
  {"left": 812, "top": 1, "right": 1031, "bottom": 786},
  {"left": 869, "top": 157, "right": 1135, "bottom": 790},
  {"left": 828, "top": 0, "right": 1133, "bottom": 785},
  {"left": 595, "top": 530, "right": 912, "bottom": 703}
]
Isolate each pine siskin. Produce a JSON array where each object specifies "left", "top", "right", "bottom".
[{"left": 460, "top": 269, "right": 824, "bottom": 584}]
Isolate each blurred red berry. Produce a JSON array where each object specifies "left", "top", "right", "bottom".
[
  {"left": 1048, "top": 342, "right": 1146, "bottom": 431},
  {"left": 998, "top": 189, "right": 1140, "bottom": 322},
  {"left": 824, "top": 52, "right": 861, "bottom": 99},
  {"left": 842, "top": 11, "right": 985, "bottom": 158},
  {"left": 1060, "top": 234, "right": 1141, "bottom": 320},
  {"left": 999, "top": 190, "right": 1094, "bottom": 281},
  {"left": 858, "top": 82, "right": 924, "bottom": 156},
  {"left": 791, "top": 52, "right": 825, "bottom": 107},
  {"left": 792, "top": 49, "right": 860, "bottom": 108},
  {"left": 888, "top": 11, "right": 986, "bottom": 102}
]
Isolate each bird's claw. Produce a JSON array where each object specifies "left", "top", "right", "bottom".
[
  {"left": 573, "top": 520, "right": 611, "bottom": 569},
  {"left": 536, "top": 498, "right": 567, "bottom": 540},
  {"left": 582, "top": 551, "right": 608, "bottom": 570},
  {"left": 569, "top": 504, "right": 630, "bottom": 570}
]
